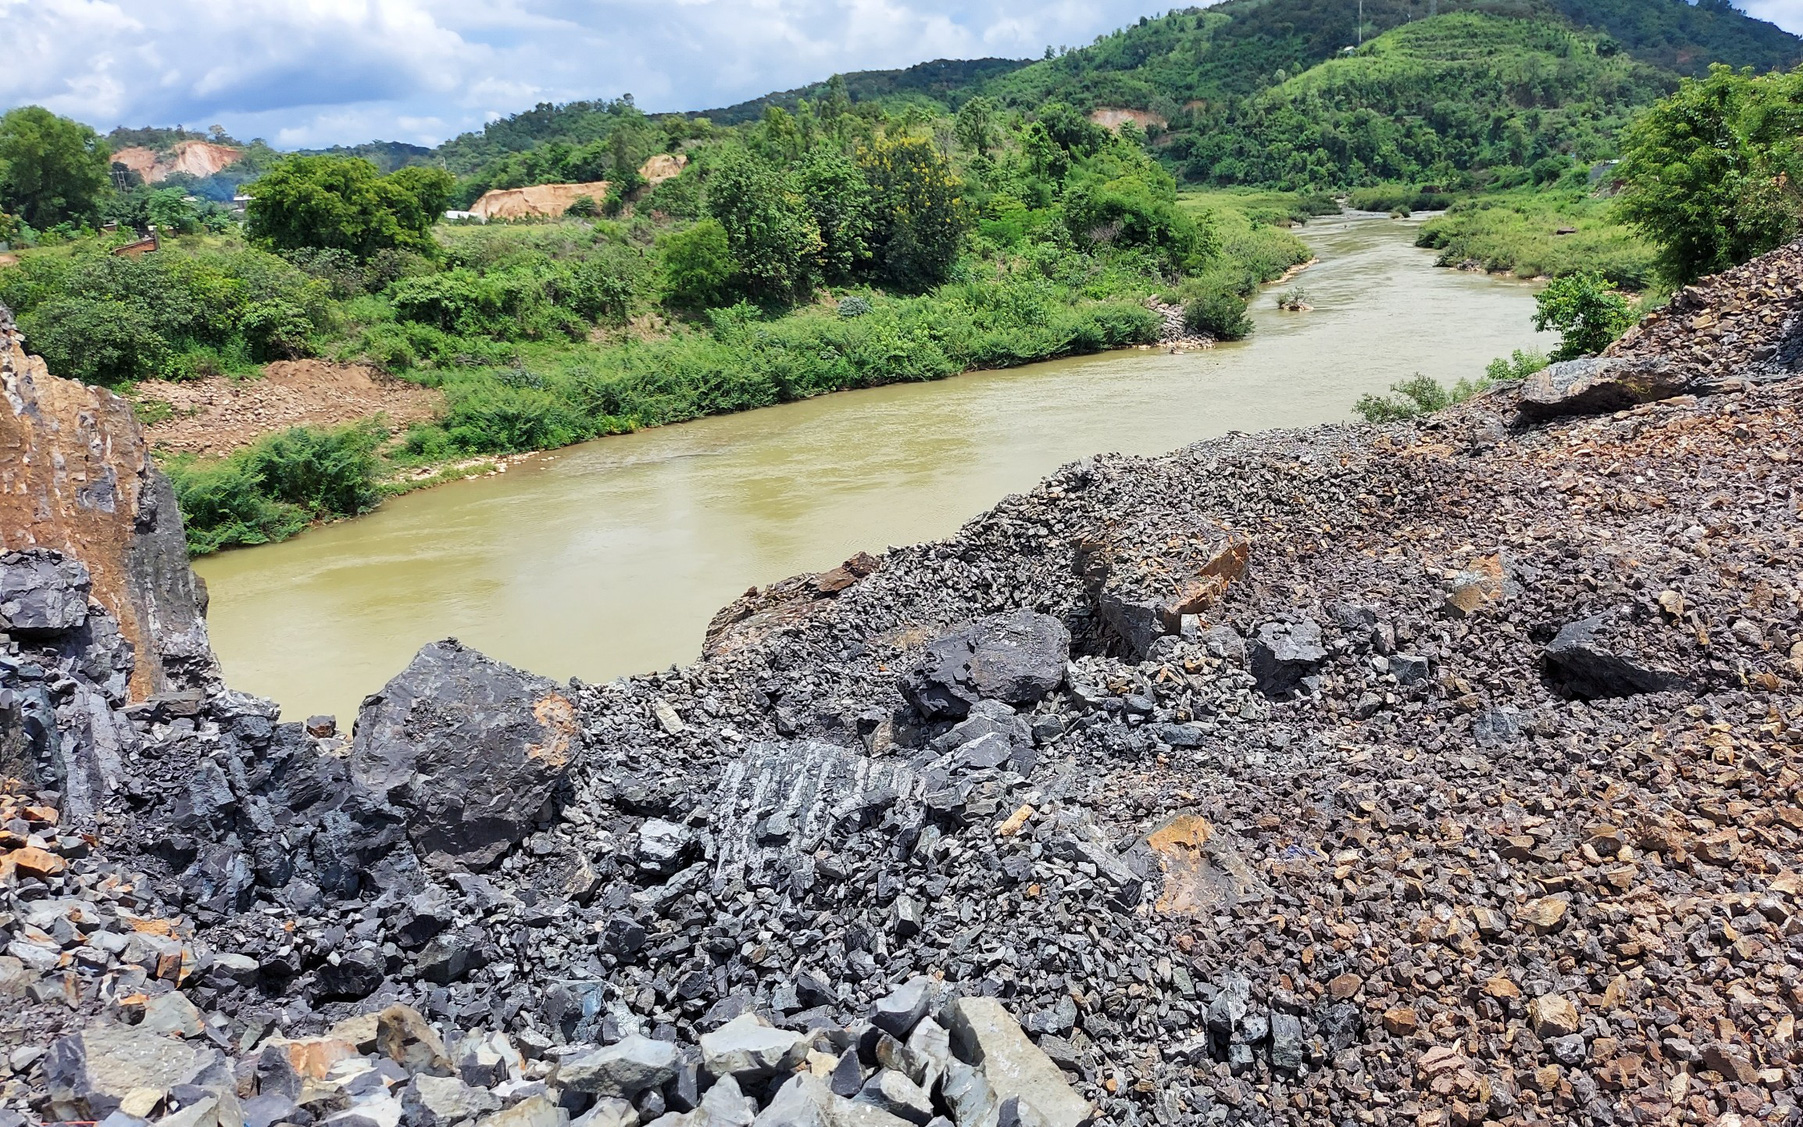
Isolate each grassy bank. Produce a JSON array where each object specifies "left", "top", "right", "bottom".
[{"left": 1414, "top": 185, "right": 1658, "bottom": 290}]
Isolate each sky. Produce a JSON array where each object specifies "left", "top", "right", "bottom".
[{"left": 2, "top": 0, "right": 1801, "bottom": 151}]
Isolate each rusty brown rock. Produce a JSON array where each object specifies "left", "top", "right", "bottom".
[{"left": 0, "top": 305, "right": 214, "bottom": 700}]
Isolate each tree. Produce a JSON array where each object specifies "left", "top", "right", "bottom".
[
  {"left": 246, "top": 156, "right": 446, "bottom": 258},
  {"left": 794, "top": 149, "right": 873, "bottom": 281},
  {"left": 860, "top": 136, "right": 963, "bottom": 291},
  {"left": 1616, "top": 65, "right": 1803, "bottom": 285},
  {"left": 706, "top": 148, "right": 821, "bottom": 301},
  {"left": 955, "top": 97, "right": 999, "bottom": 157},
  {"left": 1533, "top": 272, "right": 1634, "bottom": 360},
  {"left": 0, "top": 107, "right": 111, "bottom": 228},
  {"left": 659, "top": 219, "right": 738, "bottom": 308}
]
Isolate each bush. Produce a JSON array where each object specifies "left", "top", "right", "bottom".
[
  {"left": 566, "top": 195, "right": 600, "bottom": 218},
  {"left": 1533, "top": 272, "right": 1634, "bottom": 360},
  {"left": 1182, "top": 284, "right": 1253, "bottom": 341},
  {"left": 659, "top": 219, "right": 738, "bottom": 309},
  {"left": 20, "top": 296, "right": 170, "bottom": 384},
  {"left": 167, "top": 422, "right": 385, "bottom": 553},
  {"left": 1484, "top": 348, "right": 1550, "bottom": 383}
]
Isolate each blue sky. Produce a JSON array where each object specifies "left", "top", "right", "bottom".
[{"left": 2, "top": 0, "right": 1799, "bottom": 149}]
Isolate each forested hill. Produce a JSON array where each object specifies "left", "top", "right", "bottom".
[
  {"left": 692, "top": 58, "right": 1032, "bottom": 126},
  {"left": 420, "top": 0, "right": 1800, "bottom": 193},
  {"left": 961, "top": 0, "right": 1799, "bottom": 115}
]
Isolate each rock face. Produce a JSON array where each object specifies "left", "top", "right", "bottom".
[
  {"left": 903, "top": 610, "right": 1069, "bottom": 719},
  {"left": 351, "top": 639, "right": 583, "bottom": 869},
  {"left": 0, "top": 304, "right": 214, "bottom": 701}
]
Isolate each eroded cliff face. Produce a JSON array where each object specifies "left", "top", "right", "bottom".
[{"left": 0, "top": 303, "right": 215, "bottom": 700}]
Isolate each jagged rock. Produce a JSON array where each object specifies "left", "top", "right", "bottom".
[
  {"left": 1079, "top": 529, "right": 1249, "bottom": 658},
  {"left": 853, "top": 1070, "right": 933, "bottom": 1125},
  {"left": 700, "top": 1014, "right": 810, "bottom": 1082},
  {"left": 709, "top": 741, "right": 922, "bottom": 887},
  {"left": 1518, "top": 358, "right": 1686, "bottom": 422},
  {"left": 378, "top": 1004, "right": 453, "bottom": 1076},
  {"left": 408, "top": 1074, "right": 502, "bottom": 1124},
  {"left": 1543, "top": 611, "right": 1685, "bottom": 699},
  {"left": 870, "top": 978, "right": 933, "bottom": 1038},
  {"left": 43, "top": 1025, "right": 224, "bottom": 1119},
  {"left": 945, "top": 999, "right": 1090, "bottom": 1127},
  {"left": 754, "top": 1072, "right": 913, "bottom": 1127},
  {"left": 558, "top": 1036, "right": 678, "bottom": 1098},
  {"left": 1247, "top": 619, "right": 1326, "bottom": 697},
  {"left": 351, "top": 640, "right": 583, "bottom": 869},
  {"left": 903, "top": 611, "right": 1069, "bottom": 719},
  {"left": 0, "top": 550, "right": 91, "bottom": 636}
]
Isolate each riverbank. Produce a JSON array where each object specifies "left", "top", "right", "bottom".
[
  {"left": 78, "top": 189, "right": 1313, "bottom": 554},
  {"left": 6, "top": 239, "right": 1800, "bottom": 1127},
  {"left": 195, "top": 214, "right": 1556, "bottom": 724}
]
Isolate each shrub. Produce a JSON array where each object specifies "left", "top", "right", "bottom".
[
  {"left": 1533, "top": 272, "right": 1634, "bottom": 360},
  {"left": 1182, "top": 284, "right": 1253, "bottom": 341},
  {"left": 20, "top": 296, "right": 169, "bottom": 384},
  {"left": 837, "top": 296, "right": 871, "bottom": 318},
  {"left": 1484, "top": 348, "right": 1550, "bottom": 383},
  {"left": 566, "top": 195, "right": 600, "bottom": 218},
  {"left": 1354, "top": 374, "right": 1460, "bottom": 422},
  {"left": 239, "top": 299, "right": 315, "bottom": 361},
  {"left": 167, "top": 421, "right": 386, "bottom": 553},
  {"left": 660, "top": 219, "right": 738, "bottom": 309}
]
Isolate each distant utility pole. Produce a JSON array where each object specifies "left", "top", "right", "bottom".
[{"left": 1357, "top": 0, "right": 1364, "bottom": 45}]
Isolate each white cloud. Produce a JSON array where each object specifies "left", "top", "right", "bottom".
[{"left": 3, "top": 0, "right": 1801, "bottom": 149}]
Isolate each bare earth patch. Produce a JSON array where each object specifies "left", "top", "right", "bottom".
[{"left": 135, "top": 360, "right": 442, "bottom": 457}]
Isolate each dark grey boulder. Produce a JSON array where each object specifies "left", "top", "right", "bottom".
[
  {"left": 1517, "top": 357, "right": 1686, "bottom": 422},
  {"left": 0, "top": 550, "right": 90, "bottom": 636},
  {"left": 1247, "top": 620, "right": 1327, "bottom": 697},
  {"left": 904, "top": 610, "right": 1069, "bottom": 719},
  {"left": 1543, "top": 612, "right": 1685, "bottom": 699},
  {"left": 351, "top": 639, "right": 583, "bottom": 870}
]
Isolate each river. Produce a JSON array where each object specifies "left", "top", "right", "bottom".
[{"left": 196, "top": 215, "right": 1556, "bottom": 723}]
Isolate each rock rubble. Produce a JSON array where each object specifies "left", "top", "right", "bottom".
[{"left": 6, "top": 242, "right": 1803, "bottom": 1127}]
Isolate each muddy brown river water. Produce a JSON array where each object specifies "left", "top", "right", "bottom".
[{"left": 196, "top": 215, "right": 1556, "bottom": 723}]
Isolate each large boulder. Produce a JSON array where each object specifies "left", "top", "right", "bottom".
[
  {"left": 945, "top": 998, "right": 1091, "bottom": 1127},
  {"left": 903, "top": 610, "right": 1069, "bottom": 720},
  {"left": 352, "top": 640, "right": 584, "bottom": 870},
  {"left": 1517, "top": 358, "right": 1686, "bottom": 422},
  {"left": 1543, "top": 611, "right": 1686, "bottom": 700},
  {"left": 43, "top": 1024, "right": 231, "bottom": 1120}
]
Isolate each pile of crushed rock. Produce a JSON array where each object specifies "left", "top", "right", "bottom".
[{"left": 5, "top": 242, "right": 1803, "bottom": 1127}]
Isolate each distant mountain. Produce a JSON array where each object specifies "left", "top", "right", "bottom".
[
  {"left": 961, "top": 0, "right": 1800, "bottom": 116},
  {"left": 689, "top": 58, "right": 1032, "bottom": 124},
  {"left": 299, "top": 140, "right": 437, "bottom": 174}
]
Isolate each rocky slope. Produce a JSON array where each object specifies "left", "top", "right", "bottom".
[{"left": 2, "top": 240, "right": 1802, "bottom": 1127}]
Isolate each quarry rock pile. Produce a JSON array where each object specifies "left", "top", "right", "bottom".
[{"left": 5, "top": 243, "right": 1803, "bottom": 1127}]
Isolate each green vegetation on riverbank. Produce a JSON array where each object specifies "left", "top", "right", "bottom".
[
  {"left": 1414, "top": 185, "right": 1658, "bottom": 289},
  {"left": 2, "top": 103, "right": 1311, "bottom": 553}
]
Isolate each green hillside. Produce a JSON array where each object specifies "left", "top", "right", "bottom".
[
  {"left": 693, "top": 58, "right": 1031, "bottom": 125},
  {"left": 423, "top": 0, "right": 1799, "bottom": 193},
  {"left": 1170, "top": 12, "right": 1676, "bottom": 186}
]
